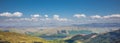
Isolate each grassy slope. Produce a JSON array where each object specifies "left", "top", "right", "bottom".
[
  {"left": 0, "top": 31, "right": 50, "bottom": 43},
  {"left": 0, "top": 31, "right": 67, "bottom": 43}
]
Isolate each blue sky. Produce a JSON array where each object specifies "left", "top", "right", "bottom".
[
  {"left": 0, "top": 0, "right": 120, "bottom": 17},
  {"left": 0, "top": 0, "right": 120, "bottom": 27}
]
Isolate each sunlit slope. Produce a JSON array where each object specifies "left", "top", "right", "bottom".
[{"left": 0, "top": 31, "right": 49, "bottom": 43}]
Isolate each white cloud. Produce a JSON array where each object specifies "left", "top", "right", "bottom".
[
  {"left": 31, "top": 14, "right": 40, "bottom": 18},
  {"left": 30, "top": 14, "right": 42, "bottom": 21},
  {"left": 59, "top": 18, "right": 68, "bottom": 21},
  {"left": 44, "top": 15, "right": 48, "bottom": 18},
  {"left": 44, "top": 15, "right": 50, "bottom": 20},
  {"left": 53, "top": 15, "right": 68, "bottom": 21},
  {"left": 0, "top": 12, "right": 23, "bottom": 17},
  {"left": 90, "top": 15, "right": 102, "bottom": 19},
  {"left": 89, "top": 14, "right": 120, "bottom": 23},
  {"left": 90, "top": 14, "right": 120, "bottom": 19},
  {"left": 0, "top": 12, "right": 12, "bottom": 17},
  {"left": 103, "top": 14, "right": 120, "bottom": 18},
  {"left": 13, "top": 12, "right": 23, "bottom": 17},
  {"left": 53, "top": 15, "right": 59, "bottom": 20},
  {"left": 73, "top": 14, "right": 86, "bottom": 18}
]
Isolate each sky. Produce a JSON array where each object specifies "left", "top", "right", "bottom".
[{"left": 0, "top": 0, "right": 120, "bottom": 27}]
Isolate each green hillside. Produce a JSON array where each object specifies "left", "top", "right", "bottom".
[
  {"left": 0, "top": 31, "right": 51, "bottom": 43},
  {"left": 0, "top": 31, "right": 68, "bottom": 43}
]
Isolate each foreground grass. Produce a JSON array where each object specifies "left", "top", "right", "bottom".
[{"left": 0, "top": 31, "right": 54, "bottom": 43}]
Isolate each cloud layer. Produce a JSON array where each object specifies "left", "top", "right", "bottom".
[
  {"left": 90, "top": 14, "right": 120, "bottom": 19},
  {"left": 0, "top": 12, "right": 23, "bottom": 17},
  {"left": 73, "top": 14, "right": 86, "bottom": 18},
  {"left": 0, "top": 12, "right": 120, "bottom": 27},
  {"left": 90, "top": 15, "right": 102, "bottom": 19}
]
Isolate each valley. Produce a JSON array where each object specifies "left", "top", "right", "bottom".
[{"left": 0, "top": 28, "right": 120, "bottom": 43}]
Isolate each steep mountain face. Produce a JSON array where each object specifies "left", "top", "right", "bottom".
[{"left": 65, "top": 29, "right": 120, "bottom": 43}]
